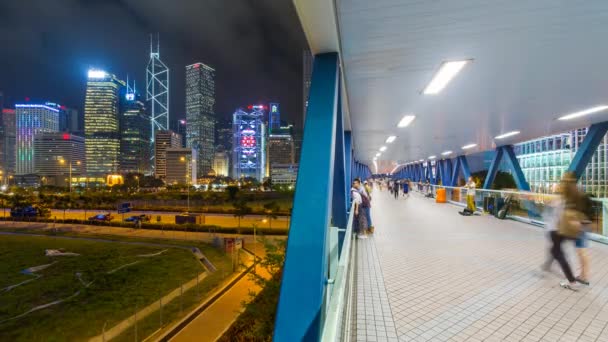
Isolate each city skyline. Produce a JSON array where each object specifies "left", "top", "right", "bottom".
[{"left": 0, "top": 1, "right": 307, "bottom": 127}]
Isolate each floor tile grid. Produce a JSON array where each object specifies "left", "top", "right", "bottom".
[{"left": 364, "top": 190, "right": 608, "bottom": 342}]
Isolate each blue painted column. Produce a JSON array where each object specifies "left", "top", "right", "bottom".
[
  {"left": 483, "top": 147, "right": 504, "bottom": 189},
  {"left": 274, "top": 52, "right": 339, "bottom": 341},
  {"left": 345, "top": 131, "right": 352, "bottom": 187},
  {"left": 502, "top": 145, "right": 530, "bottom": 191},
  {"left": 331, "top": 89, "right": 347, "bottom": 228},
  {"left": 459, "top": 155, "right": 472, "bottom": 181},
  {"left": 450, "top": 157, "right": 461, "bottom": 187},
  {"left": 443, "top": 159, "right": 453, "bottom": 186},
  {"left": 567, "top": 122, "right": 608, "bottom": 180}
]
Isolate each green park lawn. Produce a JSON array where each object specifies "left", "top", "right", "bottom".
[{"left": 0, "top": 234, "right": 233, "bottom": 341}]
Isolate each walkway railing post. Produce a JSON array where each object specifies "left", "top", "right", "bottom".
[{"left": 274, "top": 52, "right": 339, "bottom": 341}]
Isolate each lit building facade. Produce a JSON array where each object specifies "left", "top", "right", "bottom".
[
  {"left": 16, "top": 104, "right": 60, "bottom": 175},
  {"left": 269, "top": 103, "right": 281, "bottom": 133},
  {"left": 165, "top": 147, "right": 197, "bottom": 185},
  {"left": 120, "top": 90, "right": 151, "bottom": 174},
  {"left": 146, "top": 35, "right": 170, "bottom": 162},
  {"left": 233, "top": 106, "right": 266, "bottom": 181},
  {"left": 515, "top": 127, "right": 608, "bottom": 198},
  {"left": 212, "top": 151, "right": 230, "bottom": 177},
  {"left": 1, "top": 109, "right": 16, "bottom": 177},
  {"left": 84, "top": 70, "right": 125, "bottom": 176},
  {"left": 185, "top": 62, "right": 215, "bottom": 177},
  {"left": 271, "top": 164, "right": 299, "bottom": 186},
  {"left": 155, "top": 130, "right": 182, "bottom": 179},
  {"left": 268, "top": 132, "right": 295, "bottom": 166},
  {"left": 303, "top": 50, "right": 313, "bottom": 125},
  {"left": 34, "top": 133, "right": 85, "bottom": 186}
]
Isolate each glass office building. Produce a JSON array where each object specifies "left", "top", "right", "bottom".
[
  {"left": 232, "top": 106, "right": 266, "bottom": 181},
  {"left": 16, "top": 104, "right": 60, "bottom": 175},
  {"left": 185, "top": 62, "right": 215, "bottom": 177},
  {"left": 120, "top": 91, "right": 151, "bottom": 174},
  {"left": 514, "top": 127, "right": 608, "bottom": 197},
  {"left": 84, "top": 70, "right": 125, "bottom": 176}
]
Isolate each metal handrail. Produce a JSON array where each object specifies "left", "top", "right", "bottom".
[{"left": 321, "top": 202, "right": 356, "bottom": 341}]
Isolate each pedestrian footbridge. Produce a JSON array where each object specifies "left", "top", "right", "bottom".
[{"left": 274, "top": 0, "right": 608, "bottom": 340}]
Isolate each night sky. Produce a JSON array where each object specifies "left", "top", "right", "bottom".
[{"left": 0, "top": 0, "right": 308, "bottom": 127}]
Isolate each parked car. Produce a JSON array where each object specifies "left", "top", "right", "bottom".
[
  {"left": 88, "top": 213, "right": 113, "bottom": 221},
  {"left": 124, "top": 214, "right": 150, "bottom": 223}
]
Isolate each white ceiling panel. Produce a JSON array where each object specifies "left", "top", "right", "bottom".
[{"left": 332, "top": 0, "right": 608, "bottom": 173}]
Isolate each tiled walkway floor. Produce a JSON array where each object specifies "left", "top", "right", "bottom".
[{"left": 355, "top": 190, "right": 608, "bottom": 342}]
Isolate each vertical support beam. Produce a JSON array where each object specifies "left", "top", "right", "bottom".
[
  {"left": 450, "top": 157, "right": 461, "bottom": 187},
  {"left": 443, "top": 159, "right": 453, "bottom": 186},
  {"left": 344, "top": 132, "right": 352, "bottom": 186},
  {"left": 331, "top": 89, "right": 347, "bottom": 228},
  {"left": 567, "top": 122, "right": 608, "bottom": 180},
  {"left": 483, "top": 147, "right": 504, "bottom": 189},
  {"left": 427, "top": 161, "right": 435, "bottom": 184},
  {"left": 274, "top": 53, "right": 339, "bottom": 341},
  {"left": 459, "top": 155, "right": 472, "bottom": 181},
  {"left": 502, "top": 145, "right": 530, "bottom": 191}
]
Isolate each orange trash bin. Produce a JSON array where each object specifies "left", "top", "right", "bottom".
[{"left": 436, "top": 188, "right": 446, "bottom": 203}]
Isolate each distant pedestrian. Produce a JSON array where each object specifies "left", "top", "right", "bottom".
[
  {"left": 402, "top": 180, "right": 409, "bottom": 198},
  {"left": 394, "top": 181, "right": 400, "bottom": 199}
]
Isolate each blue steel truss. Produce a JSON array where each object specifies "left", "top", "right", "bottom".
[
  {"left": 567, "top": 122, "right": 608, "bottom": 180},
  {"left": 483, "top": 145, "right": 530, "bottom": 191}
]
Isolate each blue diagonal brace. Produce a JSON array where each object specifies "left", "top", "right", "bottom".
[
  {"left": 502, "top": 145, "right": 530, "bottom": 191},
  {"left": 483, "top": 147, "right": 503, "bottom": 189},
  {"left": 274, "top": 52, "right": 338, "bottom": 341},
  {"left": 567, "top": 122, "right": 608, "bottom": 180}
]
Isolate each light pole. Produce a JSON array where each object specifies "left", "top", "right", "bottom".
[
  {"left": 135, "top": 176, "right": 140, "bottom": 192},
  {"left": 59, "top": 159, "right": 81, "bottom": 193},
  {"left": 180, "top": 156, "right": 191, "bottom": 213}
]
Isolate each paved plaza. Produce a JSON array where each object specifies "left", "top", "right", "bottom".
[{"left": 355, "top": 191, "right": 608, "bottom": 342}]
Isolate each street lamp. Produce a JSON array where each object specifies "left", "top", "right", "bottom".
[
  {"left": 180, "top": 156, "right": 191, "bottom": 213},
  {"left": 134, "top": 175, "right": 140, "bottom": 192},
  {"left": 59, "top": 159, "right": 81, "bottom": 193}
]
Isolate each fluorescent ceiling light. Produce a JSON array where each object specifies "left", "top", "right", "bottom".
[
  {"left": 462, "top": 143, "right": 477, "bottom": 150},
  {"left": 379, "top": 146, "right": 387, "bottom": 152},
  {"left": 397, "top": 115, "right": 416, "bottom": 128},
  {"left": 558, "top": 105, "right": 608, "bottom": 121},
  {"left": 386, "top": 136, "right": 397, "bottom": 143},
  {"left": 418, "top": 159, "right": 424, "bottom": 162},
  {"left": 428, "top": 155, "right": 436, "bottom": 159},
  {"left": 495, "top": 131, "right": 520, "bottom": 139},
  {"left": 376, "top": 153, "right": 381, "bottom": 157},
  {"left": 441, "top": 151, "right": 453, "bottom": 156},
  {"left": 423, "top": 60, "right": 470, "bottom": 95}
]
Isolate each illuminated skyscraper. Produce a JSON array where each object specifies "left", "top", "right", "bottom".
[
  {"left": 146, "top": 34, "right": 170, "bottom": 163},
  {"left": 233, "top": 105, "right": 266, "bottom": 181},
  {"left": 34, "top": 133, "right": 85, "bottom": 186},
  {"left": 0, "top": 108, "right": 16, "bottom": 178},
  {"left": 84, "top": 70, "right": 125, "bottom": 175},
  {"left": 303, "top": 50, "right": 313, "bottom": 124},
  {"left": 185, "top": 62, "right": 215, "bottom": 176},
  {"left": 120, "top": 83, "right": 151, "bottom": 174},
  {"left": 16, "top": 104, "right": 60, "bottom": 175},
  {"left": 269, "top": 103, "right": 281, "bottom": 133}
]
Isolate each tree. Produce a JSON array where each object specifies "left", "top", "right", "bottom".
[
  {"left": 263, "top": 201, "right": 279, "bottom": 229},
  {"left": 226, "top": 186, "right": 239, "bottom": 201},
  {"left": 233, "top": 198, "right": 252, "bottom": 228}
]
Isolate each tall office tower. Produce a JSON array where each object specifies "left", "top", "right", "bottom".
[
  {"left": 66, "top": 108, "right": 82, "bottom": 135},
  {"left": 34, "top": 133, "right": 85, "bottom": 186},
  {"left": 268, "top": 132, "right": 295, "bottom": 166},
  {"left": 0, "top": 109, "right": 16, "bottom": 178},
  {"left": 212, "top": 152, "right": 230, "bottom": 177},
  {"left": 171, "top": 118, "right": 187, "bottom": 147},
  {"left": 215, "top": 118, "right": 233, "bottom": 152},
  {"left": 269, "top": 103, "right": 281, "bottom": 133},
  {"left": 154, "top": 130, "right": 182, "bottom": 179},
  {"left": 15, "top": 103, "right": 60, "bottom": 175},
  {"left": 84, "top": 70, "right": 125, "bottom": 175},
  {"left": 120, "top": 85, "right": 151, "bottom": 174},
  {"left": 303, "top": 50, "right": 313, "bottom": 125},
  {"left": 233, "top": 105, "right": 266, "bottom": 181},
  {"left": 165, "top": 147, "right": 197, "bottom": 185},
  {"left": 146, "top": 34, "right": 170, "bottom": 163},
  {"left": 185, "top": 62, "right": 215, "bottom": 176}
]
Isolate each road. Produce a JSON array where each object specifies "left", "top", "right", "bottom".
[{"left": 1, "top": 209, "right": 289, "bottom": 229}]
